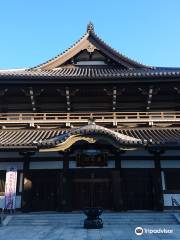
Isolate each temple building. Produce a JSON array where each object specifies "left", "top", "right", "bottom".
[{"left": 0, "top": 23, "right": 180, "bottom": 212}]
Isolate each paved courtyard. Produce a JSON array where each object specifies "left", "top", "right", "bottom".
[{"left": 0, "top": 212, "right": 180, "bottom": 240}]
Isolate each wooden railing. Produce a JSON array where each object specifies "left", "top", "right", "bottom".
[{"left": 0, "top": 112, "right": 180, "bottom": 125}]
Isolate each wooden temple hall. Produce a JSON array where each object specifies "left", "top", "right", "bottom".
[{"left": 1, "top": 22, "right": 180, "bottom": 212}]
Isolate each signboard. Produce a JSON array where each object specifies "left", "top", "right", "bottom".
[
  {"left": 76, "top": 153, "right": 107, "bottom": 167},
  {"left": 4, "top": 166, "right": 17, "bottom": 209}
]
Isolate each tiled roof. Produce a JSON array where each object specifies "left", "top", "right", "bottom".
[
  {"left": 0, "top": 126, "right": 180, "bottom": 149},
  {"left": 0, "top": 129, "right": 65, "bottom": 148},
  {"left": 0, "top": 67, "right": 180, "bottom": 80}
]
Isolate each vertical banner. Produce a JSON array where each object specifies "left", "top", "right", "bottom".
[{"left": 4, "top": 166, "right": 17, "bottom": 209}]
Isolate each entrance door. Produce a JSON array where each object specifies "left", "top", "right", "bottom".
[
  {"left": 31, "top": 172, "right": 58, "bottom": 211},
  {"left": 73, "top": 173, "right": 112, "bottom": 210},
  {"left": 123, "top": 170, "right": 154, "bottom": 210}
]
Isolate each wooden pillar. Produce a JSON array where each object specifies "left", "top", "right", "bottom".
[
  {"left": 112, "top": 151, "right": 124, "bottom": 211},
  {"left": 115, "top": 151, "right": 122, "bottom": 169},
  {"left": 56, "top": 153, "right": 62, "bottom": 211},
  {"left": 20, "top": 152, "right": 34, "bottom": 212},
  {"left": 150, "top": 149, "right": 164, "bottom": 211},
  {"left": 59, "top": 151, "right": 72, "bottom": 211}
]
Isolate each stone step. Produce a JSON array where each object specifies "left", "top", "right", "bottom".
[
  {"left": 15, "top": 213, "right": 176, "bottom": 218},
  {"left": 7, "top": 213, "right": 179, "bottom": 226},
  {"left": 13, "top": 216, "right": 176, "bottom": 220},
  {"left": 12, "top": 215, "right": 176, "bottom": 218}
]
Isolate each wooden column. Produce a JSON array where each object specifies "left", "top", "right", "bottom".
[
  {"left": 21, "top": 152, "right": 34, "bottom": 212},
  {"left": 150, "top": 149, "right": 164, "bottom": 211},
  {"left": 59, "top": 151, "right": 72, "bottom": 211},
  {"left": 112, "top": 151, "right": 124, "bottom": 211}
]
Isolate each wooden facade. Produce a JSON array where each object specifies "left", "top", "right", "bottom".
[{"left": 0, "top": 23, "right": 180, "bottom": 211}]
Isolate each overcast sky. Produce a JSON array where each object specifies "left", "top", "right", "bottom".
[{"left": 0, "top": 0, "right": 180, "bottom": 69}]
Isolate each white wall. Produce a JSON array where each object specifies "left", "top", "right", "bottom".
[
  {"left": 0, "top": 152, "right": 23, "bottom": 158},
  {"left": 121, "top": 160, "right": 155, "bottom": 168},
  {"left": 29, "top": 161, "right": 63, "bottom": 169},
  {"left": 31, "top": 152, "right": 63, "bottom": 158},
  {"left": 120, "top": 150, "right": 180, "bottom": 157},
  {"left": 0, "top": 161, "right": 65, "bottom": 170},
  {"left": 0, "top": 162, "right": 23, "bottom": 170},
  {"left": 123, "top": 150, "right": 151, "bottom": 156},
  {"left": 162, "top": 150, "right": 180, "bottom": 156},
  {"left": 161, "top": 160, "right": 180, "bottom": 168}
]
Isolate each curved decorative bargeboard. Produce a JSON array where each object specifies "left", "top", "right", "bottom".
[{"left": 36, "top": 124, "right": 147, "bottom": 152}]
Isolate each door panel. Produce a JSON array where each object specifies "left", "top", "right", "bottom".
[
  {"left": 73, "top": 177, "right": 112, "bottom": 210},
  {"left": 93, "top": 181, "right": 111, "bottom": 208},
  {"left": 73, "top": 182, "right": 91, "bottom": 209},
  {"left": 122, "top": 170, "right": 154, "bottom": 210},
  {"left": 31, "top": 172, "right": 58, "bottom": 211}
]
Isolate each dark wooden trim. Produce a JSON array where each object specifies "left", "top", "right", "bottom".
[
  {"left": 21, "top": 152, "right": 34, "bottom": 212},
  {"left": 2, "top": 153, "right": 180, "bottom": 162},
  {"left": 16, "top": 170, "right": 22, "bottom": 195},
  {"left": 153, "top": 151, "right": 164, "bottom": 211},
  {"left": 63, "top": 152, "right": 69, "bottom": 170},
  {"left": 57, "top": 152, "right": 72, "bottom": 211},
  {"left": 115, "top": 151, "right": 122, "bottom": 169},
  {"left": 111, "top": 170, "right": 123, "bottom": 211}
]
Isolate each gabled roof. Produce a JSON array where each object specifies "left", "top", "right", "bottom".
[
  {"left": 0, "top": 23, "right": 180, "bottom": 81},
  {"left": 31, "top": 22, "right": 149, "bottom": 70}
]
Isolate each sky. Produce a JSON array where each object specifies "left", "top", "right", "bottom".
[{"left": 0, "top": 0, "right": 180, "bottom": 69}]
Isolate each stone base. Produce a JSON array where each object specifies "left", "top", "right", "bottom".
[{"left": 84, "top": 218, "right": 103, "bottom": 229}]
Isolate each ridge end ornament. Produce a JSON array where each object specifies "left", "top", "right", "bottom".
[{"left": 87, "top": 22, "right": 94, "bottom": 32}]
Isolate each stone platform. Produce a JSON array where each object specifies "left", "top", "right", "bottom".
[{"left": 0, "top": 212, "right": 180, "bottom": 240}]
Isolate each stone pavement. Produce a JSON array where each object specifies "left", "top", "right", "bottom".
[{"left": 0, "top": 212, "right": 180, "bottom": 240}]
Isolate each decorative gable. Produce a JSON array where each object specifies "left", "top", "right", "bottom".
[{"left": 32, "top": 22, "right": 148, "bottom": 71}]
